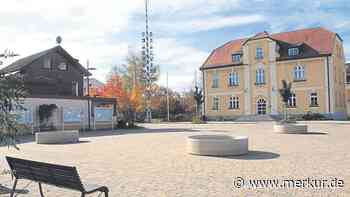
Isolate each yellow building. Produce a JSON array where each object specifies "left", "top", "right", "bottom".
[
  {"left": 200, "top": 27, "right": 347, "bottom": 120},
  {"left": 346, "top": 63, "right": 350, "bottom": 116}
]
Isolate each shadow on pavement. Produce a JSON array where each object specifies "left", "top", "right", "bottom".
[
  {"left": 81, "top": 128, "right": 198, "bottom": 138},
  {"left": 0, "top": 184, "right": 29, "bottom": 195},
  {"left": 198, "top": 151, "right": 280, "bottom": 160}
]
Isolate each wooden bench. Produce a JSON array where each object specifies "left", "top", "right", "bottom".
[{"left": 6, "top": 156, "right": 109, "bottom": 197}]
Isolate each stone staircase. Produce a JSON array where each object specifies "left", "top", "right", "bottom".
[{"left": 235, "top": 114, "right": 281, "bottom": 122}]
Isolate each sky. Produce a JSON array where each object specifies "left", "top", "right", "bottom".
[{"left": 0, "top": 0, "right": 349, "bottom": 92}]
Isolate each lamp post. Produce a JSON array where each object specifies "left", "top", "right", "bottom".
[{"left": 86, "top": 60, "right": 96, "bottom": 130}]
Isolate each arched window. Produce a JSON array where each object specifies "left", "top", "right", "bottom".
[
  {"left": 256, "top": 69, "right": 265, "bottom": 84},
  {"left": 294, "top": 65, "right": 305, "bottom": 81},
  {"left": 257, "top": 98, "right": 266, "bottom": 115}
]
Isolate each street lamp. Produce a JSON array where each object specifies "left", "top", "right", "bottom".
[{"left": 86, "top": 60, "right": 96, "bottom": 130}]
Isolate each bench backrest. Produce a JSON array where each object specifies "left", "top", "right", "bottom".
[{"left": 6, "top": 156, "right": 84, "bottom": 191}]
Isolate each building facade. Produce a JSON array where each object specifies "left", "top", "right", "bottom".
[
  {"left": 0, "top": 45, "right": 117, "bottom": 132},
  {"left": 200, "top": 27, "right": 347, "bottom": 120},
  {"left": 346, "top": 63, "right": 350, "bottom": 116}
]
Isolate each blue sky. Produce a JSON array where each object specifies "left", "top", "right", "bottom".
[{"left": 0, "top": 0, "right": 349, "bottom": 91}]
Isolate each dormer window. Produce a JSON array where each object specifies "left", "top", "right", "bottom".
[
  {"left": 232, "top": 54, "right": 241, "bottom": 63},
  {"left": 288, "top": 47, "right": 299, "bottom": 56}
]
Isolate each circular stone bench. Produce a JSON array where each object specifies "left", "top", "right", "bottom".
[
  {"left": 187, "top": 135, "right": 248, "bottom": 156},
  {"left": 36, "top": 130, "right": 79, "bottom": 144},
  {"left": 274, "top": 124, "right": 308, "bottom": 134}
]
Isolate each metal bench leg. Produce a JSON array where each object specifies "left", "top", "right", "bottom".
[
  {"left": 38, "top": 182, "right": 45, "bottom": 197},
  {"left": 81, "top": 193, "right": 85, "bottom": 197},
  {"left": 10, "top": 178, "right": 18, "bottom": 197},
  {"left": 105, "top": 190, "right": 108, "bottom": 197}
]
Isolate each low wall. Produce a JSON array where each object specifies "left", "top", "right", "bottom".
[{"left": 36, "top": 130, "right": 79, "bottom": 144}]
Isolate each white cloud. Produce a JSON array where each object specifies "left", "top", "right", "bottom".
[
  {"left": 159, "top": 15, "right": 264, "bottom": 33},
  {"left": 0, "top": 0, "right": 264, "bottom": 92},
  {"left": 155, "top": 38, "right": 209, "bottom": 91}
]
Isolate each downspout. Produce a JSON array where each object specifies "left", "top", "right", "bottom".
[{"left": 326, "top": 56, "right": 331, "bottom": 113}]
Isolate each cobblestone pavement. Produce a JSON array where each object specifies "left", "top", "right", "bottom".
[{"left": 0, "top": 122, "right": 349, "bottom": 196}]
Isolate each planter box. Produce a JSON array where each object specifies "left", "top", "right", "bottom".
[
  {"left": 274, "top": 124, "right": 308, "bottom": 134},
  {"left": 187, "top": 135, "right": 248, "bottom": 156},
  {"left": 36, "top": 130, "right": 79, "bottom": 144}
]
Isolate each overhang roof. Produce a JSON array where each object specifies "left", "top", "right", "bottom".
[
  {"left": 201, "top": 27, "right": 338, "bottom": 70},
  {"left": 0, "top": 45, "right": 91, "bottom": 76}
]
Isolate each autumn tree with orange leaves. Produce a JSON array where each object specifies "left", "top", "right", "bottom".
[
  {"left": 100, "top": 74, "right": 128, "bottom": 111},
  {"left": 97, "top": 52, "right": 157, "bottom": 123}
]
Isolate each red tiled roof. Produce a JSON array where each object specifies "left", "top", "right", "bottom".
[
  {"left": 203, "top": 38, "right": 247, "bottom": 67},
  {"left": 201, "top": 27, "right": 337, "bottom": 69}
]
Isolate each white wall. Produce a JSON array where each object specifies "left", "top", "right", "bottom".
[{"left": 23, "top": 97, "right": 89, "bottom": 129}]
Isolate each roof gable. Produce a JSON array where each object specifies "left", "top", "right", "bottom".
[{"left": 0, "top": 46, "right": 90, "bottom": 76}]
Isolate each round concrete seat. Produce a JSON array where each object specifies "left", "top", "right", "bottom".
[
  {"left": 274, "top": 124, "right": 308, "bottom": 134},
  {"left": 187, "top": 135, "right": 248, "bottom": 156},
  {"left": 36, "top": 130, "right": 79, "bottom": 144}
]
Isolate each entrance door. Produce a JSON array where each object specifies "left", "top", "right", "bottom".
[{"left": 257, "top": 99, "right": 266, "bottom": 115}]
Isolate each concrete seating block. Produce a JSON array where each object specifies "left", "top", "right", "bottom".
[
  {"left": 187, "top": 135, "right": 248, "bottom": 156},
  {"left": 274, "top": 124, "right": 308, "bottom": 134},
  {"left": 36, "top": 130, "right": 79, "bottom": 144}
]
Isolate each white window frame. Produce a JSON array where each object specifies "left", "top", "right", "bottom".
[
  {"left": 310, "top": 92, "right": 318, "bottom": 107},
  {"left": 294, "top": 65, "right": 305, "bottom": 81},
  {"left": 288, "top": 47, "right": 299, "bottom": 56},
  {"left": 212, "top": 72, "right": 219, "bottom": 88},
  {"left": 229, "top": 96, "right": 239, "bottom": 109},
  {"left": 212, "top": 97, "right": 219, "bottom": 111},
  {"left": 256, "top": 69, "right": 265, "bottom": 84},
  {"left": 256, "top": 48, "right": 263, "bottom": 60},
  {"left": 257, "top": 98, "right": 267, "bottom": 115},
  {"left": 232, "top": 54, "right": 241, "bottom": 63},
  {"left": 228, "top": 72, "right": 239, "bottom": 86},
  {"left": 288, "top": 93, "right": 296, "bottom": 108}
]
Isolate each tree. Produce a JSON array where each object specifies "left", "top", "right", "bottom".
[
  {"left": 107, "top": 52, "right": 159, "bottom": 123},
  {"left": 130, "top": 85, "right": 144, "bottom": 113},
  {"left": 102, "top": 74, "right": 128, "bottom": 111},
  {"left": 279, "top": 80, "right": 292, "bottom": 121},
  {"left": 0, "top": 74, "right": 26, "bottom": 149},
  {"left": 193, "top": 86, "right": 204, "bottom": 117},
  {"left": 89, "top": 86, "right": 103, "bottom": 97}
]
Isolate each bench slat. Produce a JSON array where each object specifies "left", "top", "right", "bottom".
[{"left": 6, "top": 157, "right": 85, "bottom": 191}]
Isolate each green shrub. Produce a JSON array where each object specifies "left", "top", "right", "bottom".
[
  {"left": 192, "top": 116, "right": 206, "bottom": 124},
  {"left": 302, "top": 112, "right": 330, "bottom": 120}
]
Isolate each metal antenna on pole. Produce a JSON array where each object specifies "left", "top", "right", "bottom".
[
  {"left": 141, "top": 0, "right": 156, "bottom": 123},
  {"left": 0, "top": 49, "right": 19, "bottom": 66}
]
